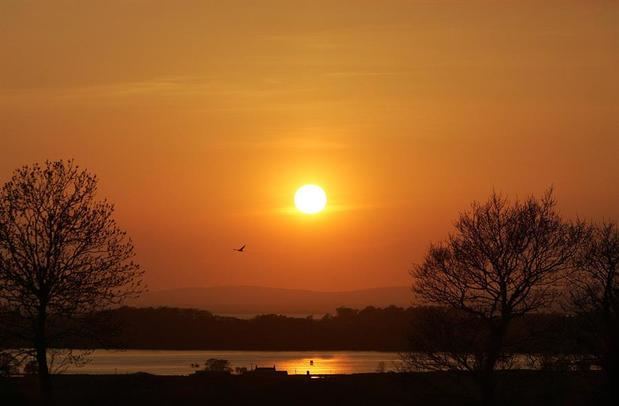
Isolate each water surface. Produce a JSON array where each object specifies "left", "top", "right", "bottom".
[{"left": 63, "top": 350, "right": 401, "bottom": 375}]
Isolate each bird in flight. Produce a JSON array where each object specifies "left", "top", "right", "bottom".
[{"left": 233, "top": 244, "right": 246, "bottom": 253}]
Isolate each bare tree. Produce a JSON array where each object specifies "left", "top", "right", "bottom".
[
  {"left": 569, "top": 221, "right": 619, "bottom": 402},
  {"left": 0, "top": 160, "right": 143, "bottom": 397},
  {"left": 409, "top": 189, "right": 585, "bottom": 405}
]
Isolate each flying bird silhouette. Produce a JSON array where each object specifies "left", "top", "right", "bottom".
[{"left": 233, "top": 244, "right": 246, "bottom": 253}]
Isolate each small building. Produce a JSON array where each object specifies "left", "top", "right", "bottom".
[{"left": 247, "top": 366, "right": 288, "bottom": 377}]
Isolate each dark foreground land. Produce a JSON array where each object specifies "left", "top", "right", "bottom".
[{"left": 0, "top": 371, "right": 610, "bottom": 406}]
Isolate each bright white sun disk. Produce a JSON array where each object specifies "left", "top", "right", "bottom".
[{"left": 295, "top": 185, "right": 327, "bottom": 214}]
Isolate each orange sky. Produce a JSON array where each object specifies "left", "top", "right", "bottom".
[{"left": 1, "top": 0, "right": 618, "bottom": 291}]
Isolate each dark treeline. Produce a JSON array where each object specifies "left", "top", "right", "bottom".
[
  {"left": 1, "top": 305, "right": 590, "bottom": 353},
  {"left": 98, "top": 305, "right": 411, "bottom": 351}
]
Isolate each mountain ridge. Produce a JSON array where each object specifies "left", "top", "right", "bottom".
[{"left": 129, "top": 285, "right": 412, "bottom": 316}]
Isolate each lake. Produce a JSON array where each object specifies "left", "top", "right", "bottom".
[{"left": 61, "top": 350, "right": 402, "bottom": 375}]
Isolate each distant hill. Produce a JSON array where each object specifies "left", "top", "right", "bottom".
[{"left": 128, "top": 286, "right": 412, "bottom": 316}]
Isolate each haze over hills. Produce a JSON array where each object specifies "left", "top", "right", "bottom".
[{"left": 129, "top": 286, "right": 412, "bottom": 316}]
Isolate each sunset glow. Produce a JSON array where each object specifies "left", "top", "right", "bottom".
[{"left": 0, "top": 0, "right": 617, "bottom": 293}]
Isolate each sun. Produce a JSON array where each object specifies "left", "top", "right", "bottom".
[{"left": 294, "top": 184, "right": 327, "bottom": 214}]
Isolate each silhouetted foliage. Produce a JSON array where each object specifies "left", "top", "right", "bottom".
[
  {"left": 0, "top": 305, "right": 588, "bottom": 354},
  {"left": 208, "top": 358, "right": 231, "bottom": 372},
  {"left": 0, "top": 160, "right": 144, "bottom": 397},
  {"left": 195, "top": 358, "right": 232, "bottom": 374},
  {"left": 409, "top": 189, "right": 587, "bottom": 405},
  {"left": 569, "top": 221, "right": 619, "bottom": 402},
  {"left": 78, "top": 305, "right": 412, "bottom": 351}
]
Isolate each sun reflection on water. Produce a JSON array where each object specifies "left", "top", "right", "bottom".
[{"left": 278, "top": 356, "right": 346, "bottom": 375}]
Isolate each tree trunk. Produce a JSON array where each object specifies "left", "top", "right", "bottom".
[
  {"left": 34, "top": 308, "right": 52, "bottom": 403},
  {"left": 478, "top": 357, "right": 498, "bottom": 406},
  {"left": 478, "top": 322, "right": 508, "bottom": 406}
]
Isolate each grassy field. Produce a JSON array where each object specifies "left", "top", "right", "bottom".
[{"left": 0, "top": 371, "right": 610, "bottom": 406}]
